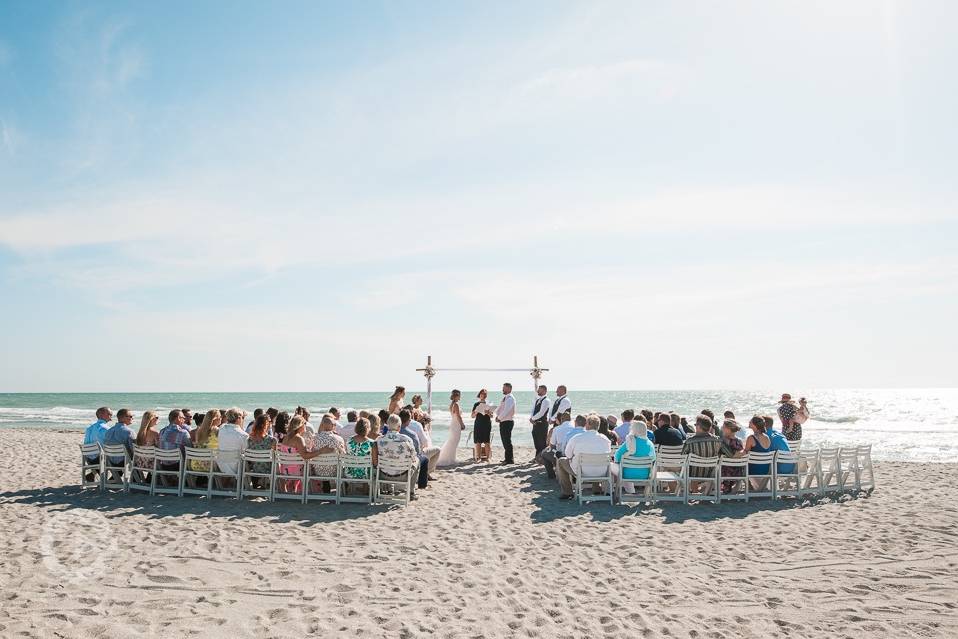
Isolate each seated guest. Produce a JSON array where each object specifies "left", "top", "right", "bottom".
[
  {"left": 720, "top": 419, "right": 745, "bottom": 493},
  {"left": 682, "top": 414, "right": 723, "bottom": 494},
  {"left": 377, "top": 409, "right": 391, "bottom": 436},
  {"left": 82, "top": 407, "right": 113, "bottom": 480},
  {"left": 245, "top": 413, "right": 276, "bottom": 489},
  {"left": 653, "top": 413, "right": 685, "bottom": 446},
  {"left": 277, "top": 416, "right": 322, "bottom": 493},
  {"left": 133, "top": 410, "right": 160, "bottom": 480},
  {"left": 310, "top": 414, "right": 347, "bottom": 489},
  {"left": 723, "top": 410, "right": 735, "bottom": 421},
  {"left": 192, "top": 412, "right": 205, "bottom": 430},
  {"left": 189, "top": 410, "right": 222, "bottom": 475},
  {"left": 157, "top": 410, "right": 193, "bottom": 484},
  {"left": 247, "top": 407, "right": 264, "bottom": 432},
  {"left": 339, "top": 410, "right": 359, "bottom": 440},
  {"left": 273, "top": 411, "right": 290, "bottom": 442},
  {"left": 103, "top": 408, "right": 136, "bottom": 479},
  {"left": 558, "top": 414, "right": 587, "bottom": 455},
  {"left": 540, "top": 411, "right": 574, "bottom": 479},
  {"left": 376, "top": 414, "right": 422, "bottom": 499},
  {"left": 410, "top": 408, "right": 441, "bottom": 478},
  {"left": 701, "top": 409, "right": 716, "bottom": 425},
  {"left": 366, "top": 414, "right": 382, "bottom": 440},
  {"left": 345, "top": 417, "right": 378, "bottom": 481},
  {"left": 612, "top": 420, "right": 656, "bottom": 494},
  {"left": 763, "top": 415, "right": 795, "bottom": 474},
  {"left": 613, "top": 409, "right": 634, "bottom": 445},
  {"left": 637, "top": 416, "right": 654, "bottom": 443},
  {"left": 557, "top": 414, "right": 612, "bottom": 500},
  {"left": 744, "top": 415, "right": 773, "bottom": 489},
  {"left": 328, "top": 407, "right": 343, "bottom": 429},
  {"left": 598, "top": 416, "right": 617, "bottom": 445},
  {"left": 181, "top": 409, "right": 193, "bottom": 431},
  {"left": 399, "top": 410, "right": 430, "bottom": 491},
  {"left": 671, "top": 412, "right": 691, "bottom": 436},
  {"left": 640, "top": 409, "right": 654, "bottom": 426},
  {"left": 216, "top": 408, "right": 249, "bottom": 481}
]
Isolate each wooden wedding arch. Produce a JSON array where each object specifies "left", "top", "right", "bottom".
[{"left": 416, "top": 356, "right": 548, "bottom": 414}]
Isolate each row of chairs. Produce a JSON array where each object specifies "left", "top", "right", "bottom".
[
  {"left": 79, "top": 444, "right": 419, "bottom": 506},
  {"left": 571, "top": 444, "right": 875, "bottom": 505}
]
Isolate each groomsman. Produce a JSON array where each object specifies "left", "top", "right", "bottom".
[
  {"left": 494, "top": 382, "right": 516, "bottom": 464},
  {"left": 529, "top": 385, "right": 551, "bottom": 462},
  {"left": 549, "top": 385, "right": 572, "bottom": 425}
]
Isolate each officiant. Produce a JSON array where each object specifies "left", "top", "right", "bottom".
[{"left": 471, "top": 388, "right": 494, "bottom": 463}]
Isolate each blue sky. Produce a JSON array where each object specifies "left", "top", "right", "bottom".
[{"left": 0, "top": 1, "right": 955, "bottom": 391}]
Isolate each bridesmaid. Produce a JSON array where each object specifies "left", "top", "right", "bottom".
[
  {"left": 387, "top": 386, "right": 405, "bottom": 415},
  {"left": 471, "top": 389, "right": 493, "bottom": 463}
]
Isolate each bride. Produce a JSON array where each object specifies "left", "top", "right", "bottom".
[{"left": 437, "top": 390, "right": 465, "bottom": 467}]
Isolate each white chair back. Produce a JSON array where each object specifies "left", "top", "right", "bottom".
[
  {"left": 305, "top": 453, "right": 340, "bottom": 503},
  {"left": 101, "top": 444, "right": 130, "bottom": 491},
  {"left": 273, "top": 450, "right": 307, "bottom": 503},
  {"left": 773, "top": 451, "right": 800, "bottom": 499},
  {"left": 338, "top": 454, "right": 374, "bottom": 504},
  {"left": 210, "top": 450, "right": 241, "bottom": 499},
  {"left": 375, "top": 456, "right": 417, "bottom": 506},
  {"left": 857, "top": 444, "right": 875, "bottom": 491},
  {"left": 79, "top": 443, "right": 102, "bottom": 490},
  {"left": 129, "top": 445, "right": 155, "bottom": 494},
  {"left": 574, "top": 453, "right": 613, "bottom": 505},
  {"left": 652, "top": 453, "right": 686, "bottom": 502},
  {"left": 684, "top": 454, "right": 719, "bottom": 504},
  {"left": 151, "top": 448, "right": 184, "bottom": 496},
  {"left": 818, "top": 447, "right": 841, "bottom": 493},
  {"left": 717, "top": 456, "right": 749, "bottom": 502},
  {"left": 181, "top": 448, "right": 215, "bottom": 497},
  {"left": 239, "top": 449, "right": 274, "bottom": 501},
  {"left": 746, "top": 451, "right": 775, "bottom": 499}
]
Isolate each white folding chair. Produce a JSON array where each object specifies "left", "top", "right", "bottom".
[
  {"left": 181, "top": 448, "right": 214, "bottom": 498},
  {"left": 240, "top": 449, "right": 274, "bottom": 501},
  {"left": 337, "top": 454, "right": 374, "bottom": 504},
  {"left": 79, "top": 443, "right": 102, "bottom": 490},
  {"left": 773, "top": 451, "right": 801, "bottom": 499},
  {"left": 101, "top": 445, "right": 131, "bottom": 492},
  {"left": 652, "top": 453, "right": 686, "bottom": 502},
  {"left": 746, "top": 452, "right": 775, "bottom": 499},
  {"left": 615, "top": 457, "right": 655, "bottom": 505},
  {"left": 573, "top": 453, "right": 613, "bottom": 505},
  {"left": 787, "top": 439, "right": 803, "bottom": 453},
  {"left": 818, "top": 447, "right": 842, "bottom": 494},
  {"left": 656, "top": 445, "right": 685, "bottom": 456},
  {"left": 210, "top": 451, "right": 241, "bottom": 499},
  {"left": 838, "top": 447, "right": 861, "bottom": 493},
  {"left": 374, "top": 458, "right": 417, "bottom": 506},
  {"left": 797, "top": 448, "right": 822, "bottom": 497},
  {"left": 151, "top": 449, "right": 184, "bottom": 496},
  {"left": 129, "top": 445, "right": 155, "bottom": 494},
  {"left": 717, "top": 456, "right": 749, "bottom": 502},
  {"left": 273, "top": 451, "right": 307, "bottom": 503},
  {"left": 305, "top": 454, "right": 340, "bottom": 503},
  {"left": 857, "top": 444, "right": 875, "bottom": 492},
  {"left": 684, "top": 455, "right": 719, "bottom": 504}
]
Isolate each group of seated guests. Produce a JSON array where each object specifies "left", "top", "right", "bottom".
[
  {"left": 82, "top": 403, "right": 443, "bottom": 501},
  {"left": 539, "top": 408, "right": 798, "bottom": 500}
]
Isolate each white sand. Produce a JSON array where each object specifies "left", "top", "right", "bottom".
[{"left": 1, "top": 428, "right": 957, "bottom": 638}]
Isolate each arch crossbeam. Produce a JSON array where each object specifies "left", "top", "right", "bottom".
[{"left": 416, "top": 356, "right": 548, "bottom": 414}]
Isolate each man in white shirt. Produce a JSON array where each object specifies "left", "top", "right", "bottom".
[
  {"left": 338, "top": 410, "right": 358, "bottom": 440},
  {"left": 549, "top": 385, "right": 571, "bottom": 425},
  {"left": 540, "top": 411, "right": 573, "bottom": 479},
  {"left": 400, "top": 410, "right": 441, "bottom": 477},
  {"left": 529, "top": 384, "right": 551, "bottom": 463},
  {"left": 557, "top": 414, "right": 612, "bottom": 499},
  {"left": 494, "top": 382, "right": 517, "bottom": 464},
  {"left": 216, "top": 408, "right": 250, "bottom": 480}
]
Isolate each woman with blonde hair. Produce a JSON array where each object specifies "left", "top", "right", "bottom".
[
  {"left": 276, "top": 415, "right": 322, "bottom": 494},
  {"left": 366, "top": 413, "right": 382, "bottom": 440},
  {"left": 387, "top": 386, "right": 406, "bottom": 415},
  {"left": 133, "top": 410, "right": 160, "bottom": 481},
  {"left": 188, "top": 409, "right": 222, "bottom": 478}
]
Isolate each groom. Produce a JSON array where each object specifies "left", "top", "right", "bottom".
[{"left": 494, "top": 382, "right": 516, "bottom": 465}]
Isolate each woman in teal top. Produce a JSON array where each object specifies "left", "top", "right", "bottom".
[{"left": 614, "top": 421, "right": 656, "bottom": 480}]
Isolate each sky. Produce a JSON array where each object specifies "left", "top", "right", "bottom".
[{"left": 0, "top": 1, "right": 956, "bottom": 392}]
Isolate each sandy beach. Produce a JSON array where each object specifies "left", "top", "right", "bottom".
[{"left": 1, "top": 428, "right": 956, "bottom": 638}]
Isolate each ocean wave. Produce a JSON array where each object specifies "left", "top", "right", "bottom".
[{"left": 812, "top": 415, "right": 861, "bottom": 424}]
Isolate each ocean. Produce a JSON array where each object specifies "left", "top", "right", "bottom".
[{"left": 1, "top": 389, "right": 955, "bottom": 462}]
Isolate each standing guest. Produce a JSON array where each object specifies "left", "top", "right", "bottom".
[
  {"left": 471, "top": 389, "right": 494, "bottom": 463},
  {"left": 399, "top": 411, "right": 430, "bottom": 490},
  {"left": 133, "top": 410, "right": 160, "bottom": 481},
  {"left": 310, "top": 414, "right": 347, "bottom": 490},
  {"left": 720, "top": 420, "right": 745, "bottom": 494},
  {"left": 376, "top": 414, "right": 421, "bottom": 499},
  {"left": 82, "top": 407, "right": 113, "bottom": 480},
  {"left": 777, "top": 394, "right": 807, "bottom": 443},
  {"left": 682, "top": 414, "right": 724, "bottom": 495},
  {"left": 339, "top": 410, "right": 359, "bottom": 440},
  {"left": 216, "top": 408, "right": 248, "bottom": 484},
  {"left": 156, "top": 410, "right": 192, "bottom": 484},
  {"left": 246, "top": 413, "right": 276, "bottom": 489},
  {"left": 653, "top": 413, "right": 685, "bottom": 446},
  {"left": 529, "top": 385, "right": 552, "bottom": 463},
  {"left": 494, "top": 382, "right": 517, "bottom": 465},
  {"left": 549, "top": 385, "right": 572, "bottom": 425},
  {"left": 612, "top": 420, "right": 656, "bottom": 493},
  {"left": 346, "top": 417, "right": 378, "bottom": 481},
  {"left": 436, "top": 392, "right": 463, "bottom": 469},
  {"left": 613, "top": 409, "right": 635, "bottom": 446},
  {"left": 557, "top": 414, "right": 612, "bottom": 500},
  {"left": 541, "top": 412, "right": 574, "bottom": 479},
  {"left": 387, "top": 386, "right": 406, "bottom": 415},
  {"left": 411, "top": 395, "right": 424, "bottom": 411},
  {"left": 103, "top": 409, "right": 136, "bottom": 477},
  {"left": 744, "top": 415, "right": 773, "bottom": 489}
]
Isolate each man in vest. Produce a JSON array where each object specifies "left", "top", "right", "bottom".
[
  {"left": 529, "top": 385, "right": 552, "bottom": 463},
  {"left": 549, "top": 385, "right": 572, "bottom": 425}
]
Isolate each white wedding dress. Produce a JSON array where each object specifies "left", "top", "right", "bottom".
[{"left": 437, "top": 401, "right": 464, "bottom": 467}]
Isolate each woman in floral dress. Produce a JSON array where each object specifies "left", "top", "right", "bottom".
[{"left": 246, "top": 413, "right": 276, "bottom": 489}]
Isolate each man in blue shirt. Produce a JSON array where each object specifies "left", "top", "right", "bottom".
[
  {"left": 103, "top": 409, "right": 136, "bottom": 477},
  {"left": 763, "top": 416, "right": 796, "bottom": 474},
  {"left": 399, "top": 410, "right": 429, "bottom": 490},
  {"left": 82, "top": 407, "right": 113, "bottom": 481}
]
